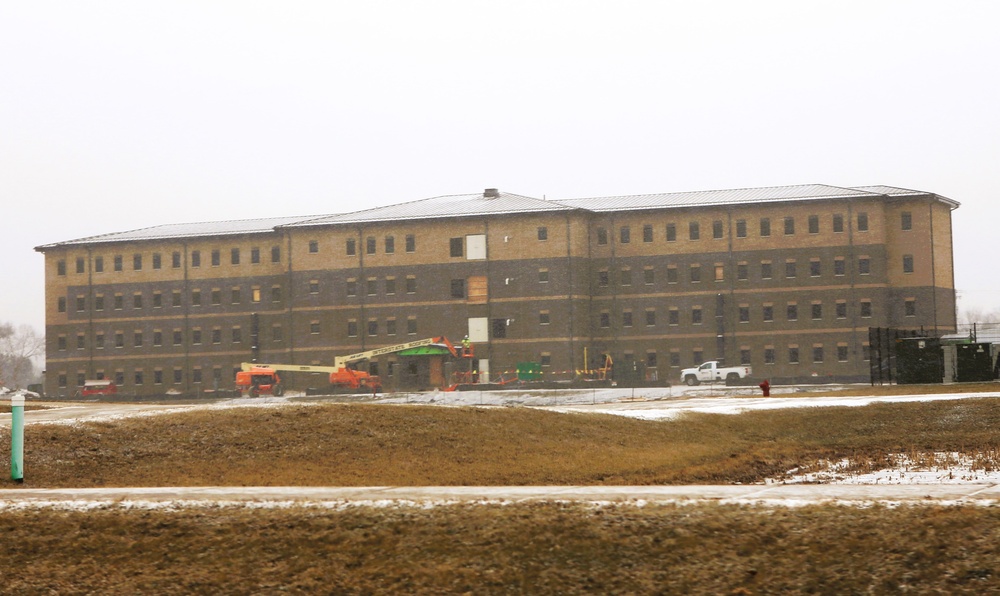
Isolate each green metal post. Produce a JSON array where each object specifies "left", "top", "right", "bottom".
[{"left": 11, "top": 394, "right": 24, "bottom": 482}]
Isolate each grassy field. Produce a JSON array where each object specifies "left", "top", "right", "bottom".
[{"left": 3, "top": 392, "right": 1000, "bottom": 593}]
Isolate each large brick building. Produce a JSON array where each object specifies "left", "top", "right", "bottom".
[{"left": 36, "top": 184, "right": 958, "bottom": 396}]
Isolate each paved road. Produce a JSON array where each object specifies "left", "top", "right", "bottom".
[{"left": 1, "top": 484, "right": 999, "bottom": 507}]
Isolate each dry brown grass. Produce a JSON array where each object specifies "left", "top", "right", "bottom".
[
  {"left": 2, "top": 503, "right": 1000, "bottom": 594},
  {"left": 2, "top": 397, "right": 1000, "bottom": 488}
]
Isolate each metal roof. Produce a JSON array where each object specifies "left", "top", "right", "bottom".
[
  {"left": 35, "top": 184, "right": 958, "bottom": 250},
  {"left": 35, "top": 215, "right": 314, "bottom": 250},
  {"left": 285, "top": 191, "right": 574, "bottom": 228}
]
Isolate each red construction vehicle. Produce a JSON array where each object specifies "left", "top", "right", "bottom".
[{"left": 238, "top": 336, "right": 470, "bottom": 396}]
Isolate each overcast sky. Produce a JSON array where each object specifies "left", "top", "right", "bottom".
[{"left": 3, "top": 1, "right": 999, "bottom": 332}]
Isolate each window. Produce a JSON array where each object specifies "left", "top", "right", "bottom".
[
  {"left": 386, "top": 319, "right": 397, "bottom": 336},
  {"left": 231, "top": 248, "right": 240, "bottom": 265},
  {"left": 346, "top": 238, "right": 356, "bottom": 256},
  {"left": 451, "top": 279, "right": 465, "bottom": 298},
  {"left": 95, "top": 295, "right": 105, "bottom": 311},
  {"left": 58, "top": 297, "right": 66, "bottom": 312},
  {"left": 739, "top": 305, "right": 750, "bottom": 323},
  {"left": 210, "top": 329, "right": 220, "bottom": 344},
  {"left": 812, "top": 346, "right": 824, "bottom": 363},
  {"left": 645, "top": 309, "right": 656, "bottom": 326},
  {"left": 784, "top": 216, "right": 795, "bottom": 235},
  {"left": 599, "top": 312, "right": 610, "bottom": 328},
  {"left": 134, "top": 371, "right": 143, "bottom": 386},
  {"left": 114, "top": 294, "right": 124, "bottom": 310},
  {"left": 836, "top": 301, "right": 847, "bottom": 319},
  {"left": 271, "top": 325, "right": 283, "bottom": 342},
  {"left": 905, "top": 299, "right": 916, "bottom": 317},
  {"left": 407, "top": 318, "right": 417, "bottom": 335},
  {"left": 737, "top": 263, "right": 748, "bottom": 281},
  {"left": 190, "top": 251, "right": 200, "bottom": 268},
  {"left": 541, "top": 353, "right": 552, "bottom": 367},
  {"left": 858, "top": 257, "right": 871, "bottom": 275},
  {"left": 492, "top": 318, "right": 507, "bottom": 338},
  {"left": 688, "top": 222, "right": 699, "bottom": 240},
  {"left": 762, "top": 305, "right": 774, "bottom": 322},
  {"left": 309, "top": 280, "right": 320, "bottom": 294},
  {"left": 152, "top": 292, "right": 162, "bottom": 308},
  {"left": 134, "top": 331, "right": 144, "bottom": 347},
  {"left": 712, "top": 220, "right": 723, "bottom": 239},
  {"left": 211, "top": 289, "right": 221, "bottom": 305},
  {"left": 785, "top": 260, "right": 796, "bottom": 278},
  {"left": 837, "top": 345, "right": 849, "bottom": 362},
  {"left": 366, "top": 237, "right": 376, "bottom": 254},
  {"left": 691, "top": 307, "right": 702, "bottom": 325},
  {"left": 154, "top": 370, "right": 163, "bottom": 385},
  {"left": 133, "top": 254, "right": 143, "bottom": 270},
  {"left": 620, "top": 268, "right": 632, "bottom": 286},
  {"left": 450, "top": 237, "right": 463, "bottom": 257},
  {"left": 788, "top": 346, "right": 800, "bottom": 364},
  {"left": 668, "top": 308, "right": 679, "bottom": 325},
  {"left": 231, "top": 288, "right": 241, "bottom": 304},
  {"left": 251, "top": 247, "right": 260, "bottom": 264},
  {"left": 833, "top": 214, "right": 844, "bottom": 233},
  {"left": 808, "top": 215, "right": 819, "bottom": 234},
  {"left": 901, "top": 211, "right": 912, "bottom": 230},
  {"left": 347, "top": 321, "right": 358, "bottom": 337},
  {"left": 191, "top": 329, "right": 201, "bottom": 345},
  {"left": 857, "top": 212, "right": 869, "bottom": 231},
  {"left": 271, "top": 246, "right": 281, "bottom": 263},
  {"left": 666, "top": 223, "right": 676, "bottom": 242},
  {"left": 642, "top": 224, "right": 653, "bottom": 242},
  {"left": 270, "top": 285, "right": 282, "bottom": 302},
  {"left": 95, "top": 256, "right": 104, "bottom": 273},
  {"left": 740, "top": 349, "right": 751, "bottom": 366},
  {"left": 114, "top": 255, "right": 124, "bottom": 271},
  {"left": 172, "top": 290, "right": 181, "bottom": 307},
  {"left": 666, "top": 266, "right": 678, "bottom": 283},
  {"left": 405, "top": 234, "right": 415, "bottom": 252},
  {"left": 620, "top": 226, "right": 630, "bottom": 244},
  {"left": 385, "top": 236, "right": 395, "bottom": 254},
  {"left": 385, "top": 278, "right": 396, "bottom": 295},
  {"left": 96, "top": 332, "right": 105, "bottom": 349},
  {"left": 191, "top": 289, "right": 201, "bottom": 306},
  {"left": 643, "top": 268, "right": 654, "bottom": 285},
  {"left": 366, "top": 278, "right": 377, "bottom": 296},
  {"left": 647, "top": 352, "right": 657, "bottom": 368},
  {"left": 172, "top": 252, "right": 181, "bottom": 268},
  {"left": 761, "top": 262, "right": 772, "bottom": 279},
  {"left": 405, "top": 277, "right": 416, "bottom": 294},
  {"left": 787, "top": 303, "right": 798, "bottom": 321},
  {"left": 309, "top": 240, "right": 319, "bottom": 254},
  {"left": 811, "top": 303, "right": 822, "bottom": 320},
  {"left": 902, "top": 254, "right": 914, "bottom": 274},
  {"left": 860, "top": 300, "right": 872, "bottom": 318},
  {"left": 346, "top": 280, "right": 357, "bottom": 297},
  {"left": 597, "top": 227, "right": 608, "bottom": 245},
  {"left": 539, "top": 310, "right": 551, "bottom": 325},
  {"left": 692, "top": 349, "right": 703, "bottom": 365},
  {"left": 714, "top": 265, "right": 724, "bottom": 282},
  {"left": 598, "top": 271, "right": 609, "bottom": 287},
  {"left": 154, "top": 330, "right": 164, "bottom": 346},
  {"left": 764, "top": 347, "right": 775, "bottom": 364},
  {"left": 736, "top": 219, "right": 747, "bottom": 238},
  {"left": 57, "top": 260, "right": 66, "bottom": 275},
  {"left": 173, "top": 329, "right": 183, "bottom": 345},
  {"left": 760, "top": 218, "right": 771, "bottom": 237},
  {"left": 537, "top": 227, "right": 548, "bottom": 241},
  {"left": 133, "top": 293, "right": 143, "bottom": 309},
  {"left": 810, "top": 260, "right": 821, "bottom": 277},
  {"left": 834, "top": 258, "right": 845, "bottom": 276},
  {"left": 310, "top": 321, "right": 320, "bottom": 335},
  {"left": 622, "top": 311, "right": 632, "bottom": 327},
  {"left": 539, "top": 269, "right": 550, "bottom": 283},
  {"left": 76, "top": 257, "right": 85, "bottom": 273},
  {"left": 368, "top": 320, "right": 378, "bottom": 336},
  {"left": 690, "top": 264, "right": 701, "bottom": 283},
  {"left": 670, "top": 352, "right": 681, "bottom": 367}
]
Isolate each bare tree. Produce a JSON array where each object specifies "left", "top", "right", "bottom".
[{"left": 0, "top": 323, "right": 45, "bottom": 389}]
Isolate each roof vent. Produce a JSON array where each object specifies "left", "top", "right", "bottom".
[{"left": 483, "top": 188, "right": 500, "bottom": 199}]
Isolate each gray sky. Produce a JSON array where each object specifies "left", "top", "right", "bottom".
[{"left": 3, "top": 1, "right": 999, "bottom": 333}]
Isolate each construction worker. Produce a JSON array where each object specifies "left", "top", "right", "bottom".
[{"left": 462, "top": 335, "right": 471, "bottom": 357}]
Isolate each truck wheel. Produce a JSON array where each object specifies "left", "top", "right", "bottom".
[
  {"left": 726, "top": 373, "right": 739, "bottom": 386},
  {"left": 250, "top": 386, "right": 260, "bottom": 398},
  {"left": 273, "top": 384, "right": 284, "bottom": 397},
  {"left": 685, "top": 375, "right": 699, "bottom": 386}
]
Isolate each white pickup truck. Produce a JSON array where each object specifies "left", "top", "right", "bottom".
[{"left": 680, "top": 361, "right": 752, "bottom": 386}]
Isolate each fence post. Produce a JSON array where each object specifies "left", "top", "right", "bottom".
[{"left": 11, "top": 394, "right": 24, "bottom": 483}]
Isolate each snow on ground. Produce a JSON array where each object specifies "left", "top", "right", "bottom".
[{"left": 771, "top": 453, "right": 1000, "bottom": 485}]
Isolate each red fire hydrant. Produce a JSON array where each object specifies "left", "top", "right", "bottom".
[{"left": 759, "top": 379, "right": 770, "bottom": 397}]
